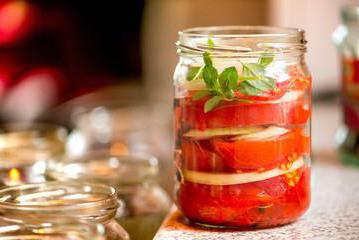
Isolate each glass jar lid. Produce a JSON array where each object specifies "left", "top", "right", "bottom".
[
  {"left": 0, "top": 181, "right": 119, "bottom": 224},
  {"left": 47, "top": 153, "right": 159, "bottom": 186}
]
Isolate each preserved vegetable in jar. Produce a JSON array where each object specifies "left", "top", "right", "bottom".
[
  {"left": 334, "top": 5, "right": 359, "bottom": 166},
  {"left": 174, "top": 26, "right": 311, "bottom": 228}
]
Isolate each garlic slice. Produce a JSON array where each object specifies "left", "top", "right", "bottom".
[{"left": 183, "top": 157, "right": 304, "bottom": 185}]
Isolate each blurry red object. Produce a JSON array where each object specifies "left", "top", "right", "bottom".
[
  {"left": 1, "top": 67, "right": 64, "bottom": 121},
  {"left": 0, "top": 0, "right": 36, "bottom": 45}
]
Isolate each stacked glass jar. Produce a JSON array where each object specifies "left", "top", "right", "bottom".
[
  {"left": 334, "top": 5, "right": 359, "bottom": 166},
  {"left": 46, "top": 152, "right": 171, "bottom": 240},
  {"left": 174, "top": 26, "right": 311, "bottom": 228},
  {"left": 0, "top": 181, "right": 129, "bottom": 240}
]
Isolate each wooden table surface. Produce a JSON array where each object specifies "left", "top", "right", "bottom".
[{"left": 154, "top": 159, "right": 359, "bottom": 240}]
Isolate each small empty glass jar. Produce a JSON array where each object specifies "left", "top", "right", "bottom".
[
  {"left": 0, "top": 220, "right": 106, "bottom": 240},
  {"left": 0, "top": 123, "right": 67, "bottom": 186},
  {"left": 46, "top": 153, "right": 171, "bottom": 240},
  {"left": 0, "top": 181, "right": 129, "bottom": 240}
]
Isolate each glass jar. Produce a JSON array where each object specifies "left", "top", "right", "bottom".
[
  {"left": 66, "top": 101, "right": 173, "bottom": 193},
  {"left": 46, "top": 152, "right": 171, "bottom": 240},
  {"left": 0, "top": 181, "right": 129, "bottom": 240},
  {"left": 333, "top": 5, "right": 359, "bottom": 166},
  {"left": 0, "top": 123, "right": 67, "bottom": 186},
  {"left": 174, "top": 26, "right": 311, "bottom": 228},
  {"left": 0, "top": 220, "right": 106, "bottom": 240}
]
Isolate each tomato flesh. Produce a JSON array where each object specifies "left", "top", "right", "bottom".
[
  {"left": 180, "top": 92, "right": 310, "bottom": 130},
  {"left": 177, "top": 167, "right": 310, "bottom": 227},
  {"left": 212, "top": 129, "right": 309, "bottom": 170}
]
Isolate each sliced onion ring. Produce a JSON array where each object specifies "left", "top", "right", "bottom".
[{"left": 183, "top": 157, "right": 304, "bottom": 185}]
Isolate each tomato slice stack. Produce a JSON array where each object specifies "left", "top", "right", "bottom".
[
  {"left": 175, "top": 77, "right": 311, "bottom": 228},
  {"left": 180, "top": 90, "right": 310, "bottom": 130}
]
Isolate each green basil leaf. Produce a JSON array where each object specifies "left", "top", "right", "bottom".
[
  {"left": 203, "top": 52, "right": 212, "bottom": 66},
  {"left": 192, "top": 90, "right": 211, "bottom": 100},
  {"left": 207, "top": 38, "right": 215, "bottom": 49},
  {"left": 259, "top": 56, "right": 273, "bottom": 67},
  {"left": 227, "top": 67, "right": 239, "bottom": 89},
  {"left": 237, "top": 81, "right": 262, "bottom": 96},
  {"left": 204, "top": 96, "right": 222, "bottom": 113},
  {"left": 202, "top": 65, "right": 218, "bottom": 88},
  {"left": 242, "top": 63, "right": 265, "bottom": 77},
  {"left": 245, "top": 77, "right": 275, "bottom": 91},
  {"left": 219, "top": 67, "right": 238, "bottom": 91},
  {"left": 218, "top": 71, "right": 229, "bottom": 91},
  {"left": 186, "top": 66, "right": 202, "bottom": 81}
]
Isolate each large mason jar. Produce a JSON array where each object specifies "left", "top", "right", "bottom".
[
  {"left": 174, "top": 26, "right": 311, "bottom": 228},
  {"left": 333, "top": 5, "right": 359, "bottom": 166},
  {"left": 0, "top": 181, "right": 129, "bottom": 240},
  {"left": 46, "top": 152, "right": 171, "bottom": 240}
]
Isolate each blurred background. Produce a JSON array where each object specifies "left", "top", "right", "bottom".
[{"left": 0, "top": 0, "right": 358, "bottom": 238}]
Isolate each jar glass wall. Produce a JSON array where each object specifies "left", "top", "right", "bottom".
[
  {"left": 46, "top": 153, "right": 171, "bottom": 240},
  {"left": 0, "top": 181, "right": 129, "bottom": 240},
  {"left": 0, "top": 123, "right": 67, "bottom": 186},
  {"left": 333, "top": 5, "right": 359, "bottom": 166},
  {"left": 0, "top": 220, "right": 106, "bottom": 240},
  {"left": 174, "top": 26, "right": 311, "bottom": 228}
]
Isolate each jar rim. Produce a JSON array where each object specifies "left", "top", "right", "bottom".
[
  {"left": 0, "top": 181, "right": 118, "bottom": 223},
  {"left": 177, "top": 25, "right": 306, "bottom": 58},
  {"left": 179, "top": 25, "right": 304, "bottom": 38},
  {"left": 0, "top": 122, "right": 67, "bottom": 148}
]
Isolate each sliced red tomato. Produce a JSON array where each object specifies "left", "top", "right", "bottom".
[
  {"left": 180, "top": 90, "right": 310, "bottom": 130},
  {"left": 177, "top": 167, "right": 310, "bottom": 227},
  {"left": 181, "top": 139, "right": 227, "bottom": 172},
  {"left": 212, "top": 128, "right": 309, "bottom": 170}
]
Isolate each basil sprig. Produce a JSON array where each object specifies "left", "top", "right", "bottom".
[{"left": 186, "top": 50, "right": 276, "bottom": 112}]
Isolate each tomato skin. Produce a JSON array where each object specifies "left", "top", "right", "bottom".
[
  {"left": 177, "top": 167, "right": 310, "bottom": 227},
  {"left": 212, "top": 129, "right": 309, "bottom": 170},
  {"left": 180, "top": 93, "right": 310, "bottom": 130},
  {"left": 181, "top": 139, "right": 227, "bottom": 172}
]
